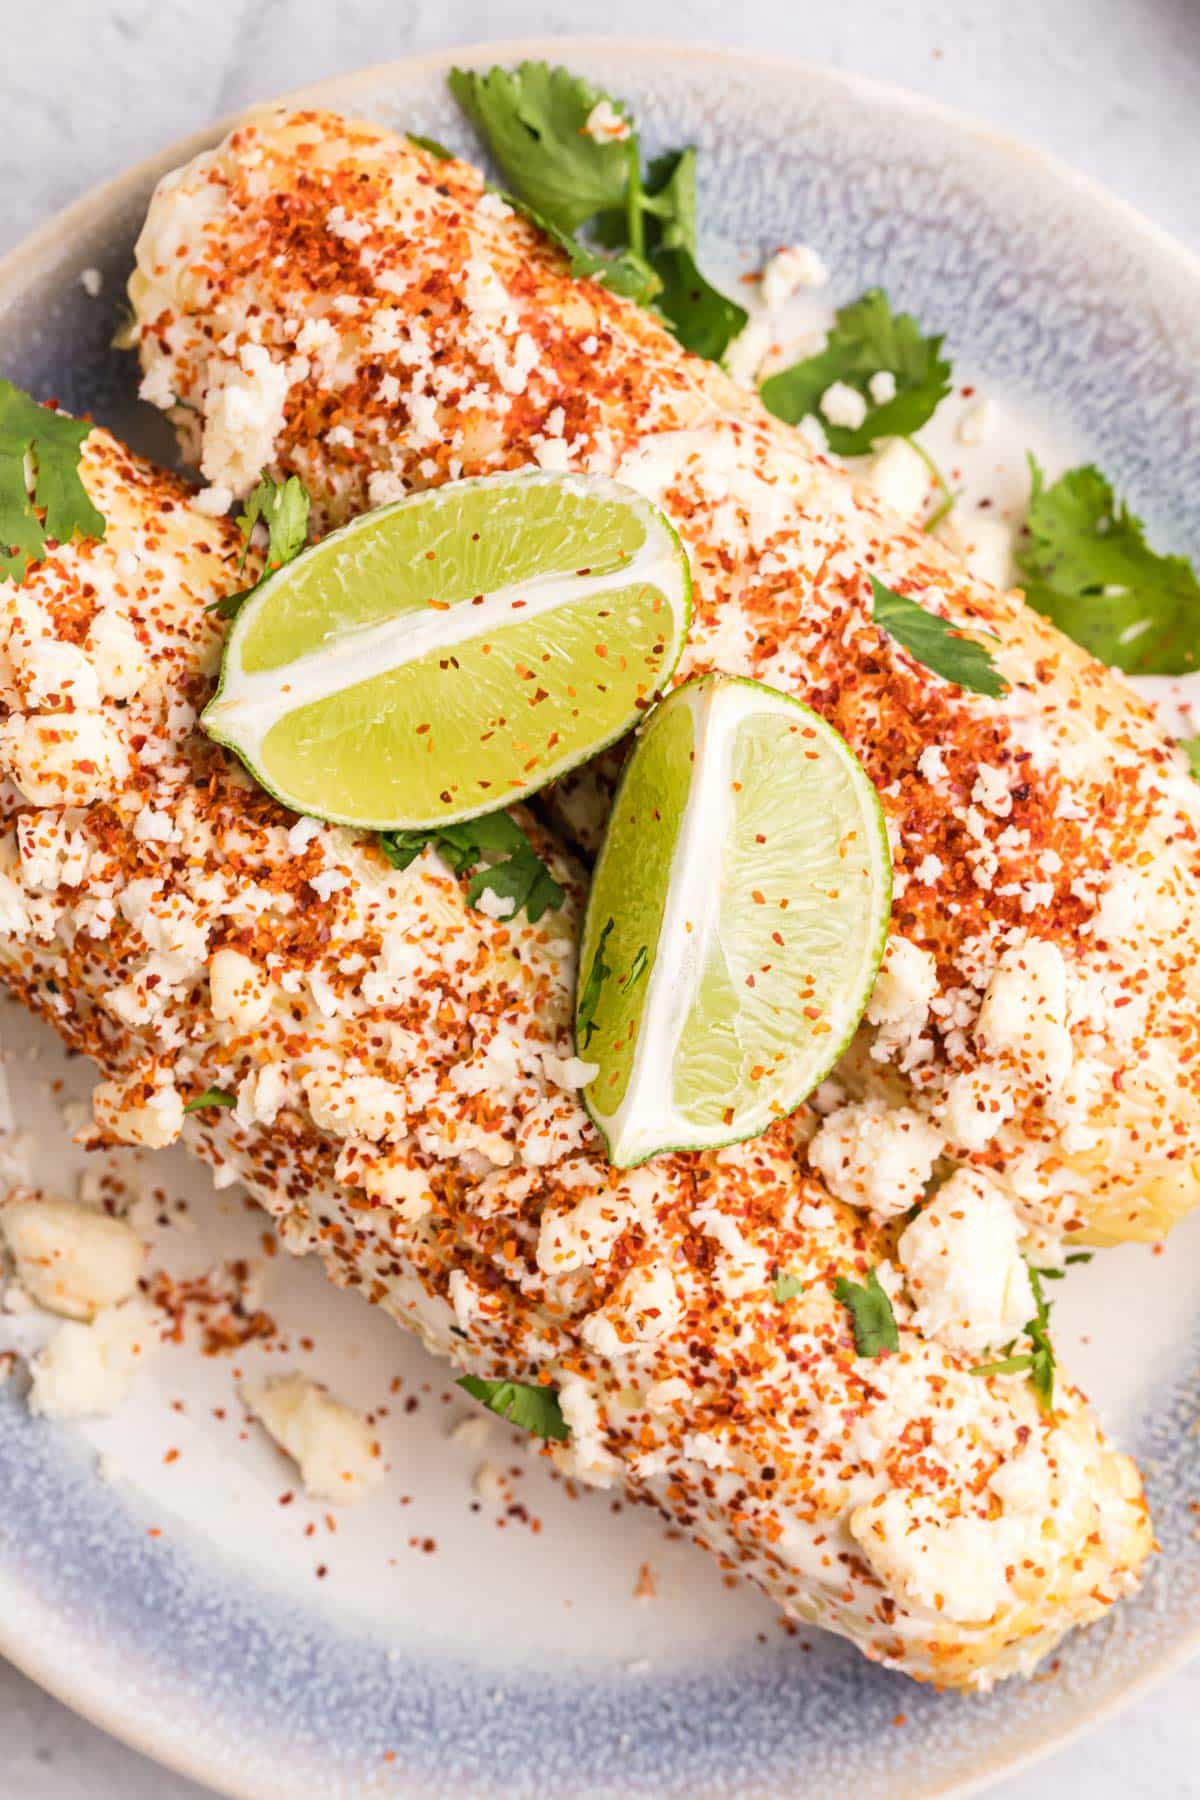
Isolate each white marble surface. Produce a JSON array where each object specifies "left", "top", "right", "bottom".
[{"left": 3, "top": 1, "right": 1199, "bottom": 1795}]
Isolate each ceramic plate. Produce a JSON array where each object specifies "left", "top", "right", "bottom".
[{"left": 2, "top": 38, "right": 1199, "bottom": 1800}]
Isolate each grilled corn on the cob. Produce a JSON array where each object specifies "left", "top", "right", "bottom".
[
  {"left": 129, "top": 109, "right": 1200, "bottom": 1245},
  {"left": 0, "top": 424, "right": 1152, "bottom": 1688}
]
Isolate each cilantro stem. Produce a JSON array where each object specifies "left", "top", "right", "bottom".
[
  {"left": 903, "top": 435, "right": 957, "bottom": 533},
  {"left": 624, "top": 137, "right": 646, "bottom": 260},
  {"left": 970, "top": 1353, "right": 1034, "bottom": 1378}
]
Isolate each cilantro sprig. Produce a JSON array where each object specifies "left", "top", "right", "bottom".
[
  {"left": 759, "top": 290, "right": 951, "bottom": 455},
  {"left": 407, "top": 132, "right": 454, "bottom": 162},
  {"left": 184, "top": 1087, "right": 237, "bottom": 1113},
  {"left": 574, "top": 918, "right": 649, "bottom": 1050},
  {"left": 501, "top": 193, "right": 662, "bottom": 306},
  {"left": 576, "top": 917, "right": 616, "bottom": 1049},
  {"left": 834, "top": 1268, "right": 899, "bottom": 1358},
  {"left": 457, "top": 1373, "right": 569, "bottom": 1440},
  {"left": 624, "top": 944, "right": 650, "bottom": 993},
  {"left": 595, "top": 147, "right": 749, "bottom": 360},
  {"left": 450, "top": 62, "right": 633, "bottom": 233},
  {"left": 870, "top": 574, "right": 1007, "bottom": 698},
  {"left": 379, "top": 810, "right": 565, "bottom": 924},
  {"left": 971, "top": 1266, "right": 1056, "bottom": 1411},
  {"left": 448, "top": 61, "right": 746, "bottom": 361},
  {"left": 236, "top": 473, "right": 310, "bottom": 570},
  {"left": 1016, "top": 458, "right": 1200, "bottom": 675},
  {"left": 0, "top": 380, "right": 105, "bottom": 584},
  {"left": 1034, "top": 1251, "right": 1094, "bottom": 1281},
  {"left": 209, "top": 472, "right": 311, "bottom": 620}
]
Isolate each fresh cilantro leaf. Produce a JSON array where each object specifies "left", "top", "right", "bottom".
[
  {"left": 1035, "top": 1250, "right": 1094, "bottom": 1282},
  {"left": 236, "top": 473, "right": 311, "bottom": 573},
  {"left": 594, "top": 147, "right": 745, "bottom": 355},
  {"left": 576, "top": 916, "right": 615, "bottom": 1049},
  {"left": 449, "top": 62, "right": 631, "bottom": 234},
  {"left": 652, "top": 244, "right": 748, "bottom": 362},
  {"left": 377, "top": 810, "right": 564, "bottom": 924},
  {"left": 457, "top": 1374, "right": 569, "bottom": 1440},
  {"left": 502, "top": 193, "right": 661, "bottom": 305},
  {"left": 0, "top": 380, "right": 105, "bottom": 583},
  {"left": 376, "top": 830, "right": 430, "bottom": 872},
  {"left": 584, "top": 245, "right": 663, "bottom": 306},
  {"left": 407, "top": 132, "right": 454, "bottom": 161},
  {"left": 1024, "top": 1266, "right": 1056, "bottom": 1410},
  {"left": 870, "top": 574, "right": 1008, "bottom": 698},
  {"left": 464, "top": 839, "right": 564, "bottom": 922},
  {"left": 209, "top": 586, "right": 254, "bottom": 622},
  {"left": 184, "top": 1088, "right": 237, "bottom": 1113},
  {"left": 970, "top": 1350, "right": 1036, "bottom": 1378},
  {"left": 773, "top": 1272, "right": 804, "bottom": 1303},
  {"left": 971, "top": 1265, "right": 1056, "bottom": 1410},
  {"left": 759, "top": 289, "right": 951, "bottom": 455},
  {"left": 449, "top": 64, "right": 740, "bottom": 357},
  {"left": 1179, "top": 735, "right": 1200, "bottom": 779},
  {"left": 640, "top": 150, "right": 747, "bottom": 361},
  {"left": 833, "top": 1268, "right": 899, "bottom": 1358},
  {"left": 622, "top": 945, "right": 649, "bottom": 991},
  {"left": 1016, "top": 458, "right": 1200, "bottom": 675},
  {"left": 642, "top": 148, "right": 697, "bottom": 249},
  {"left": 904, "top": 436, "right": 958, "bottom": 534},
  {"left": 209, "top": 473, "right": 311, "bottom": 620},
  {"left": 431, "top": 811, "right": 526, "bottom": 875},
  {"left": 1028, "top": 1340, "right": 1054, "bottom": 1408}
]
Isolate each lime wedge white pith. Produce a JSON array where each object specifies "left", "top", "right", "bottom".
[
  {"left": 578, "top": 675, "right": 892, "bottom": 1167},
  {"left": 202, "top": 471, "right": 691, "bottom": 830}
]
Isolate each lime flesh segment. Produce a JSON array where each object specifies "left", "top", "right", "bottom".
[
  {"left": 581, "top": 693, "right": 694, "bottom": 1117},
  {"left": 202, "top": 472, "right": 691, "bottom": 830},
  {"left": 579, "top": 674, "right": 892, "bottom": 1167}
]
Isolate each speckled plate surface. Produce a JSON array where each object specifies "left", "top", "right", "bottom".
[{"left": 2, "top": 38, "right": 1200, "bottom": 1800}]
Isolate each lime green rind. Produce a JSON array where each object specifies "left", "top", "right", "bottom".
[
  {"left": 201, "top": 471, "right": 692, "bottom": 832},
  {"left": 579, "top": 673, "right": 892, "bottom": 1168}
]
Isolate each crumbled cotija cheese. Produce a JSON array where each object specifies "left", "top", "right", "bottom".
[
  {"left": 864, "top": 438, "right": 930, "bottom": 520},
  {"left": 849, "top": 1490, "right": 1023, "bottom": 1626},
  {"left": 976, "top": 939, "right": 1074, "bottom": 1089},
  {"left": 583, "top": 99, "right": 631, "bottom": 142},
  {"left": 581, "top": 1263, "right": 683, "bottom": 1361},
  {"left": 241, "top": 1372, "right": 384, "bottom": 1503},
  {"left": 0, "top": 1193, "right": 145, "bottom": 1320},
  {"left": 2, "top": 711, "right": 124, "bottom": 806},
  {"left": 200, "top": 342, "right": 293, "bottom": 498},
  {"left": 209, "top": 947, "right": 273, "bottom": 1027},
  {"left": 819, "top": 381, "right": 868, "bottom": 432},
  {"left": 760, "top": 243, "right": 829, "bottom": 307},
  {"left": 808, "top": 1098, "right": 943, "bottom": 1218},
  {"left": 870, "top": 940, "right": 940, "bottom": 1028},
  {"left": 898, "top": 1169, "right": 1035, "bottom": 1354},
  {"left": 29, "top": 1297, "right": 161, "bottom": 1420},
  {"left": 93, "top": 1075, "right": 185, "bottom": 1149}
]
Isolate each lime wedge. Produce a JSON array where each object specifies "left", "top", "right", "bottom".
[
  {"left": 578, "top": 675, "right": 892, "bottom": 1167},
  {"left": 202, "top": 472, "right": 691, "bottom": 830}
]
